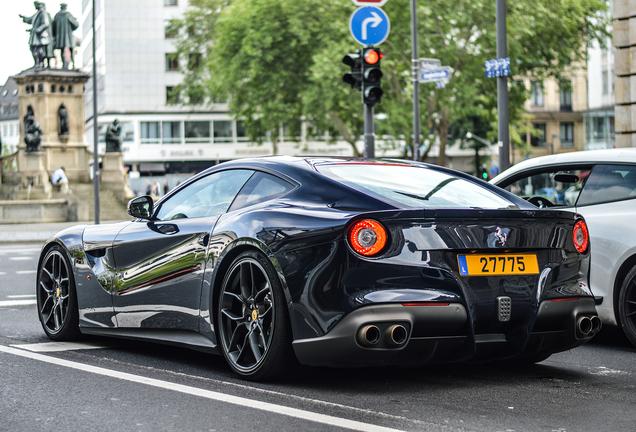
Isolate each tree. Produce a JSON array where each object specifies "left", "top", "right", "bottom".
[{"left": 169, "top": 0, "right": 609, "bottom": 163}]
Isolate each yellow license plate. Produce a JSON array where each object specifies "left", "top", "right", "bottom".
[{"left": 457, "top": 254, "right": 539, "bottom": 276}]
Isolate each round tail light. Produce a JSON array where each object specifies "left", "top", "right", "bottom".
[
  {"left": 573, "top": 220, "right": 589, "bottom": 253},
  {"left": 349, "top": 219, "right": 387, "bottom": 256}
]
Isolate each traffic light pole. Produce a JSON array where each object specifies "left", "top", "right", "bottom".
[
  {"left": 496, "top": 0, "right": 510, "bottom": 172},
  {"left": 410, "top": 0, "right": 420, "bottom": 161},
  {"left": 364, "top": 103, "right": 375, "bottom": 158}
]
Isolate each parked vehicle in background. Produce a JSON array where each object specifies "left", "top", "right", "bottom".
[{"left": 491, "top": 148, "right": 636, "bottom": 347}]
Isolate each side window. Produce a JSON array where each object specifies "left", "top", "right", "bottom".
[
  {"left": 502, "top": 167, "right": 592, "bottom": 206},
  {"left": 229, "top": 172, "right": 295, "bottom": 212},
  {"left": 578, "top": 164, "right": 636, "bottom": 206},
  {"left": 156, "top": 169, "right": 253, "bottom": 220}
]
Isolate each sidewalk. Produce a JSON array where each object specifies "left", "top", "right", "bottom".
[{"left": 0, "top": 221, "right": 126, "bottom": 244}]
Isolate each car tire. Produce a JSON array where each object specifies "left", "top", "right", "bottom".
[
  {"left": 618, "top": 266, "right": 636, "bottom": 347},
  {"left": 36, "top": 245, "right": 83, "bottom": 341},
  {"left": 217, "top": 250, "right": 294, "bottom": 381}
]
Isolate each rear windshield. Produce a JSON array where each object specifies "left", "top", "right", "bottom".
[{"left": 316, "top": 163, "right": 517, "bottom": 210}]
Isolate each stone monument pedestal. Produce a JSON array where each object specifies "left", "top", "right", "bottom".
[
  {"left": 16, "top": 149, "right": 52, "bottom": 199},
  {"left": 102, "top": 152, "right": 133, "bottom": 203}
]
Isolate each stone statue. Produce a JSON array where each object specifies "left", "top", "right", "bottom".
[
  {"left": 58, "top": 103, "right": 69, "bottom": 136},
  {"left": 24, "top": 106, "right": 43, "bottom": 153},
  {"left": 52, "top": 3, "right": 79, "bottom": 70},
  {"left": 20, "top": 2, "right": 55, "bottom": 69},
  {"left": 105, "top": 119, "right": 123, "bottom": 152}
]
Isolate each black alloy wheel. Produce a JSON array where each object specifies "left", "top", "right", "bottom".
[
  {"left": 619, "top": 266, "right": 636, "bottom": 347},
  {"left": 218, "top": 250, "right": 293, "bottom": 381},
  {"left": 36, "top": 245, "right": 82, "bottom": 340}
]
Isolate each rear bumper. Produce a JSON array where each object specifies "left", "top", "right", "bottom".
[{"left": 292, "top": 297, "right": 598, "bottom": 367}]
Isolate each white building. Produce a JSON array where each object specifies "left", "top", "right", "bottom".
[
  {"left": 0, "top": 78, "right": 20, "bottom": 154},
  {"left": 585, "top": 11, "right": 615, "bottom": 150},
  {"left": 80, "top": 0, "right": 357, "bottom": 177}
]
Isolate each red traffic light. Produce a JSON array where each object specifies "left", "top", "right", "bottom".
[{"left": 365, "top": 49, "right": 382, "bottom": 65}]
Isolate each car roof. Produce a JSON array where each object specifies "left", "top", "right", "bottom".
[{"left": 491, "top": 148, "right": 636, "bottom": 184}]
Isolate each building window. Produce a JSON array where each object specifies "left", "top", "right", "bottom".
[
  {"left": 188, "top": 53, "right": 202, "bottom": 71},
  {"left": 560, "top": 123, "right": 574, "bottom": 148},
  {"left": 530, "top": 81, "right": 544, "bottom": 107},
  {"left": 237, "top": 121, "right": 248, "bottom": 141},
  {"left": 162, "top": 121, "right": 181, "bottom": 144},
  {"left": 213, "top": 120, "right": 233, "bottom": 143},
  {"left": 185, "top": 121, "right": 211, "bottom": 143},
  {"left": 165, "top": 54, "right": 179, "bottom": 71},
  {"left": 166, "top": 86, "right": 180, "bottom": 103},
  {"left": 164, "top": 0, "right": 177, "bottom": 5},
  {"left": 141, "top": 122, "right": 160, "bottom": 144},
  {"left": 559, "top": 82, "right": 572, "bottom": 111},
  {"left": 165, "top": 21, "right": 178, "bottom": 39},
  {"left": 530, "top": 123, "right": 546, "bottom": 147},
  {"left": 602, "top": 70, "right": 608, "bottom": 95}
]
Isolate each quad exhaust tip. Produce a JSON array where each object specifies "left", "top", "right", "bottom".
[
  {"left": 578, "top": 315, "right": 602, "bottom": 336},
  {"left": 357, "top": 324, "right": 409, "bottom": 347},
  {"left": 357, "top": 325, "right": 381, "bottom": 346},
  {"left": 385, "top": 324, "right": 408, "bottom": 346}
]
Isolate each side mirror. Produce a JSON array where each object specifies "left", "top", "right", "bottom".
[
  {"left": 127, "top": 195, "right": 154, "bottom": 219},
  {"left": 553, "top": 172, "right": 580, "bottom": 184}
]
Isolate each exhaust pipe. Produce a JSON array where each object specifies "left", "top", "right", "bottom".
[
  {"left": 385, "top": 324, "right": 408, "bottom": 346},
  {"left": 590, "top": 316, "right": 602, "bottom": 333},
  {"left": 357, "top": 325, "right": 381, "bottom": 346},
  {"left": 578, "top": 316, "right": 592, "bottom": 335}
]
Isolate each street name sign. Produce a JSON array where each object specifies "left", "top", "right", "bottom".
[
  {"left": 349, "top": 6, "right": 390, "bottom": 46},
  {"left": 485, "top": 57, "right": 510, "bottom": 78},
  {"left": 419, "top": 67, "right": 452, "bottom": 83},
  {"left": 420, "top": 58, "right": 441, "bottom": 70}
]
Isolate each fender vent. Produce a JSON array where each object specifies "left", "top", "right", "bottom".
[{"left": 497, "top": 296, "right": 512, "bottom": 322}]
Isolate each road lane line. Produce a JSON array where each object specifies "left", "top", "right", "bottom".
[
  {"left": 7, "top": 295, "right": 36, "bottom": 298},
  {"left": 0, "top": 248, "right": 40, "bottom": 254},
  {"left": 9, "top": 257, "right": 32, "bottom": 261},
  {"left": 0, "top": 345, "right": 405, "bottom": 432},
  {"left": 16, "top": 270, "right": 37, "bottom": 275},
  {"left": 0, "top": 300, "right": 37, "bottom": 307},
  {"left": 0, "top": 272, "right": 6, "bottom": 275},
  {"left": 12, "top": 341, "right": 118, "bottom": 352}
]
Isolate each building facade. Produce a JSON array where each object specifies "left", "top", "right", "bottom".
[
  {"left": 613, "top": 0, "right": 636, "bottom": 147},
  {"left": 80, "top": 0, "right": 358, "bottom": 177},
  {"left": 0, "top": 78, "right": 20, "bottom": 154}
]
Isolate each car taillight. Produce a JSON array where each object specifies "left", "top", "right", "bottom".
[
  {"left": 349, "top": 219, "right": 387, "bottom": 256},
  {"left": 573, "top": 220, "right": 589, "bottom": 253}
]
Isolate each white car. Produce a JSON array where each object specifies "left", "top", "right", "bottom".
[{"left": 491, "top": 148, "right": 636, "bottom": 346}]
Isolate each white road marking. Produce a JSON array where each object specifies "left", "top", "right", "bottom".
[
  {"left": 7, "top": 295, "right": 36, "bottom": 298},
  {"left": 16, "top": 270, "right": 37, "bottom": 275},
  {"left": 0, "top": 272, "right": 6, "bottom": 275},
  {"left": 12, "top": 341, "right": 116, "bottom": 352},
  {"left": 0, "top": 345, "right": 405, "bottom": 432},
  {"left": 9, "top": 257, "right": 32, "bottom": 261},
  {"left": 0, "top": 248, "right": 40, "bottom": 254},
  {"left": 0, "top": 300, "right": 36, "bottom": 307}
]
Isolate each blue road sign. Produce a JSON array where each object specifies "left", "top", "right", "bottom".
[
  {"left": 350, "top": 6, "right": 390, "bottom": 46},
  {"left": 485, "top": 57, "right": 510, "bottom": 78},
  {"left": 419, "top": 67, "right": 452, "bottom": 83}
]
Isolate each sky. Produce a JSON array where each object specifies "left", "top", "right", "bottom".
[{"left": 0, "top": 0, "right": 84, "bottom": 86}]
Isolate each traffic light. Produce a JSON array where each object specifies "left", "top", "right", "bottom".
[
  {"left": 342, "top": 50, "right": 362, "bottom": 92},
  {"left": 478, "top": 166, "right": 489, "bottom": 180},
  {"left": 362, "top": 47, "right": 383, "bottom": 105}
]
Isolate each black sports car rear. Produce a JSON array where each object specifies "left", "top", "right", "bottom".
[{"left": 36, "top": 157, "right": 598, "bottom": 380}]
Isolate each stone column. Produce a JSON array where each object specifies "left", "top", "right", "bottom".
[{"left": 614, "top": 0, "right": 636, "bottom": 147}]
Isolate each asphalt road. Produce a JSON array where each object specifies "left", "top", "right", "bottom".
[{"left": 1, "top": 243, "right": 635, "bottom": 432}]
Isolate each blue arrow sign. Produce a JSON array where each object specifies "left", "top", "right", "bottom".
[
  {"left": 349, "top": 6, "right": 390, "bottom": 46},
  {"left": 419, "top": 67, "right": 452, "bottom": 83}
]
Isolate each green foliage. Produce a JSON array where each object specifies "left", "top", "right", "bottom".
[{"left": 169, "top": 0, "right": 609, "bottom": 161}]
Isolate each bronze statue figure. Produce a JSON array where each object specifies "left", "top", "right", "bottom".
[
  {"left": 20, "top": 2, "right": 55, "bottom": 69},
  {"left": 53, "top": 3, "right": 79, "bottom": 70},
  {"left": 105, "top": 119, "right": 123, "bottom": 153},
  {"left": 24, "top": 105, "right": 43, "bottom": 152},
  {"left": 58, "top": 103, "right": 69, "bottom": 136}
]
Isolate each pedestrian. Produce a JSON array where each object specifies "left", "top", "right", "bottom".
[
  {"left": 145, "top": 179, "right": 152, "bottom": 195},
  {"left": 51, "top": 166, "right": 70, "bottom": 193},
  {"left": 153, "top": 180, "right": 160, "bottom": 196},
  {"left": 163, "top": 180, "right": 169, "bottom": 195}
]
